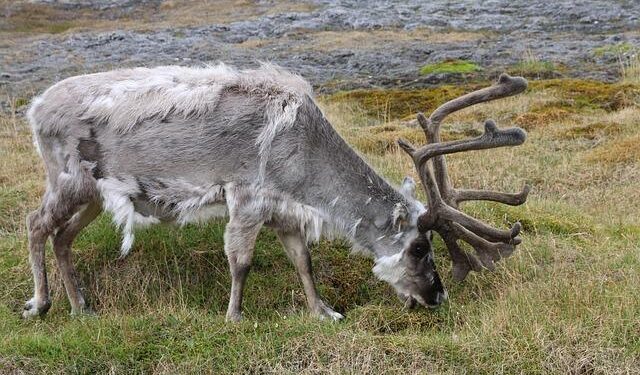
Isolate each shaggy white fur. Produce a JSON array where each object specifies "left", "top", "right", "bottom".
[
  {"left": 97, "top": 177, "right": 160, "bottom": 257},
  {"left": 70, "top": 63, "right": 312, "bottom": 135},
  {"left": 372, "top": 252, "right": 406, "bottom": 284}
]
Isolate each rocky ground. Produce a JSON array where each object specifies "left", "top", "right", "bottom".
[{"left": 1, "top": 1, "right": 639, "bottom": 100}]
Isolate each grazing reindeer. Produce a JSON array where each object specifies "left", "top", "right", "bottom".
[{"left": 24, "top": 64, "right": 529, "bottom": 321}]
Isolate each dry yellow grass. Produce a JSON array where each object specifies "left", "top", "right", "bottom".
[
  {"left": 300, "top": 29, "right": 484, "bottom": 51},
  {"left": 238, "top": 28, "right": 485, "bottom": 52},
  {"left": 585, "top": 133, "right": 640, "bottom": 164}
]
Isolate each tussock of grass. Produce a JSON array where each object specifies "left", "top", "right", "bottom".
[
  {"left": 621, "top": 53, "right": 640, "bottom": 84},
  {"left": 511, "top": 60, "right": 558, "bottom": 76},
  {"left": 593, "top": 42, "right": 636, "bottom": 57},
  {"left": 510, "top": 49, "right": 560, "bottom": 79},
  {"left": 593, "top": 42, "right": 640, "bottom": 84},
  {"left": 419, "top": 60, "right": 482, "bottom": 76}
]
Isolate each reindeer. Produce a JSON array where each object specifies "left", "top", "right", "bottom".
[{"left": 23, "top": 64, "right": 529, "bottom": 321}]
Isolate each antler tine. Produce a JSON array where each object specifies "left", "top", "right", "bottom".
[
  {"left": 398, "top": 138, "right": 443, "bottom": 212},
  {"left": 456, "top": 184, "right": 531, "bottom": 206},
  {"left": 439, "top": 227, "right": 483, "bottom": 281},
  {"left": 428, "top": 73, "right": 528, "bottom": 129},
  {"left": 450, "top": 222, "right": 520, "bottom": 269},
  {"left": 435, "top": 202, "right": 522, "bottom": 242},
  {"left": 412, "top": 120, "right": 527, "bottom": 166}
]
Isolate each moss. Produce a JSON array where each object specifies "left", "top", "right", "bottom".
[
  {"left": 419, "top": 60, "right": 482, "bottom": 75},
  {"left": 327, "top": 85, "right": 472, "bottom": 121},
  {"left": 529, "top": 79, "right": 639, "bottom": 111},
  {"left": 584, "top": 134, "right": 640, "bottom": 164},
  {"left": 13, "top": 98, "right": 29, "bottom": 108},
  {"left": 328, "top": 79, "right": 639, "bottom": 127}
]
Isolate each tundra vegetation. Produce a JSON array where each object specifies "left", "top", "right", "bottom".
[{"left": 1, "top": 1, "right": 639, "bottom": 374}]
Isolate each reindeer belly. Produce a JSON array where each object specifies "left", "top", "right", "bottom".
[{"left": 96, "top": 174, "right": 228, "bottom": 256}]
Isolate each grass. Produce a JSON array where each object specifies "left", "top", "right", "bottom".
[
  {"left": 239, "top": 28, "right": 486, "bottom": 53},
  {"left": 621, "top": 53, "right": 640, "bottom": 84},
  {"left": 593, "top": 42, "right": 640, "bottom": 84},
  {"left": 419, "top": 60, "right": 482, "bottom": 76},
  {"left": 1, "top": 75, "right": 639, "bottom": 373},
  {"left": 510, "top": 49, "right": 559, "bottom": 79}
]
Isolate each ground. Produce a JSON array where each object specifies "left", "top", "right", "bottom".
[{"left": 0, "top": 1, "right": 639, "bottom": 374}]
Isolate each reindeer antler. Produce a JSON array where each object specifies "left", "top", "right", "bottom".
[{"left": 398, "top": 73, "right": 530, "bottom": 281}]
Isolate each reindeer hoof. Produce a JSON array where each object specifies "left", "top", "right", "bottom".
[
  {"left": 225, "top": 311, "right": 243, "bottom": 323},
  {"left": 22, "top": 298, "right": 51, "bottom": 319},
  {"left": 312, "top": 302, "right": 344, "bottom": 321}
]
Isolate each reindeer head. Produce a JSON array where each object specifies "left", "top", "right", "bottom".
[
  {"left": 377, "top": 73, "right": 531, "bottom": 308},
  {"left": 373, "top": 228, "right": 448, "bottom": 308}
]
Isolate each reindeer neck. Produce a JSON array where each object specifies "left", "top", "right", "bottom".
[{"left": 270, "top": 97, "right": 420, "bottom": 258}]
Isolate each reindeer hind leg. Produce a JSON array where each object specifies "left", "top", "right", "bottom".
[
  {"left": 52, "top": 201, "right": 102, "bottom": 316},
  {"left": 24, "top": 201, "right": 55, "bottom": 318},
  {"left": 23, "top": 154, "right": 98, "bottom": 318}
]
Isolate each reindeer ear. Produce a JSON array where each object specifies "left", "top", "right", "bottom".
[
  {"left": 399, "top": 176, "right": 416, "bottom": 199},
  {"left": 392, "top": 203, "right": 410, "bottom": 231}
]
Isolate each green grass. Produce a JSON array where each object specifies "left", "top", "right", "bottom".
[
  {"left": 592, "top": 43, "right": 640, "bottom": 84},
  {"left": 593, "top": 42, "right": 636, "bottom": 57},
  {"left": 419, "top": 60, "right": 482, "bottom": 75},
  {"left": 511, "top": 60, "right": 557, "bottom": 76},
  {"left": 2, "top": 77, "right": 640, "bottom": 373}
]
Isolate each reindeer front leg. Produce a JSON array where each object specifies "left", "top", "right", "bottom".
[
  {"left": 275, "top": 229, "right": 344, "bottom": 321},
  {"left": 224, "top": 219, "right": 262, "bottom": 322}
]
